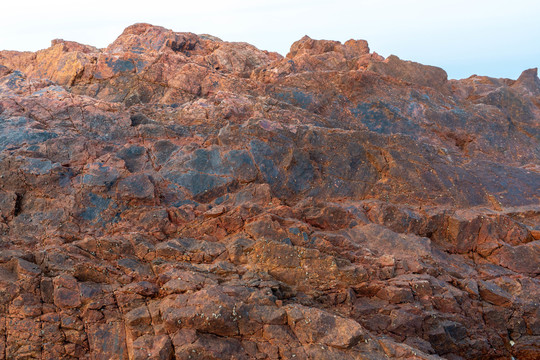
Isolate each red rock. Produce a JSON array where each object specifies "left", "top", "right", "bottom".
[
  {"left": 173, "top": 332, "right": 250, "bottom": 360},
  {"left": 488, "top": 242, "right": 540, "bottom": 276},
  {"left": 132, "top": 334, "right": 173, "bottom": 360},
  {"left": 285, "top": 304, "right": 367, "bottom": 349},
  {"left": 87, "top": 322, "right": 129, "bottom": 360},
  {"left": 125, "top": 305, "right": 153, "bottom": 338},
  {"left": 478, "top": 280, "right": 513, "bottom": 306},
  {"left": 160, "top": 287, "right": 240, "bottom": 337},
  {"left": 367, "top": 55, "right": 448, "bottom": 90},
  {"left": 0, "top": 23, "right": 538, "bottom": 360},
  {"left": 53, "top": 275, "right": 81, "bottom": 309},
  {"left": 376, "top": 285, "right": 414, "bottom": 304}
]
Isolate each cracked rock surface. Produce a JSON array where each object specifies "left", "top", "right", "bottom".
[{"left": 0, "top": 23, "right": 539, "bottom": 359}]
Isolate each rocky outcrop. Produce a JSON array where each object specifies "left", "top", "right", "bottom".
[{"left": 0, "top": 23, "right": 538, "bottom": 359}]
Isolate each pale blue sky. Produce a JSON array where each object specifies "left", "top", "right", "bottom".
[{"left": 1, "top": 0, "right": 538, "bottom": 79}]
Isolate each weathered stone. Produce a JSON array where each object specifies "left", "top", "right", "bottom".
[
  {"left": 53, "top": 275, "right": 81, "bottom": 309},
  {"left": 132, "top": 334, "right": 173, "bottom": 360},
  {"left": 0, "top": 22, "right": 539, "bottom": 360},
  {"left": 87, "top": 322, "right": 129, "bottom": 360},
  {"left": 376, "top": 286, "right": 414, "bottom": 304},
  {"left": 478, "top": 280, "right": 513, "bottom": 306},
  {"left": 161, "top": 287, "right": 239, "bottom": 337},
  {"left": 285, "top": 304, "right": 366, "bottom": 349}
]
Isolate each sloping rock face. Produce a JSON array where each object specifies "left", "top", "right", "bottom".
[{"left": 0, "top": 23, "right": 538, "bottom": 360}]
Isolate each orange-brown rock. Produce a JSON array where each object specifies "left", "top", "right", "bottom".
[{"left": 0, "top": 23, "right": 539, "bottom": 359}]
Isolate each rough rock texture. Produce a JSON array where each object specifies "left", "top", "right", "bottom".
[{"left": 0, "top": 23, "right": 539, "bottom": 359}]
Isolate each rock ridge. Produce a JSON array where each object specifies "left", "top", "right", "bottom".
[{"left": 0, "top": 23, "right": 539, "bottom": 360}]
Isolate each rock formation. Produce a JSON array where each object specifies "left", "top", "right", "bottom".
[{"left": 0, "top": 23, "right": 538, "bottom": 359}]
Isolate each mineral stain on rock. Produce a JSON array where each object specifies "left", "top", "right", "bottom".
[{"left": 0, "top": 23, "right": 539, "bottom": 359}]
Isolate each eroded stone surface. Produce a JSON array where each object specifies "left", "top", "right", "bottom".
[{"left": 0, "top": 23, "right": 539, "bottom": 360}]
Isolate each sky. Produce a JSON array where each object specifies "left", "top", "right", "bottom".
[{"left": 1, "top": 0, "right": 539, "bottom": 80}]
